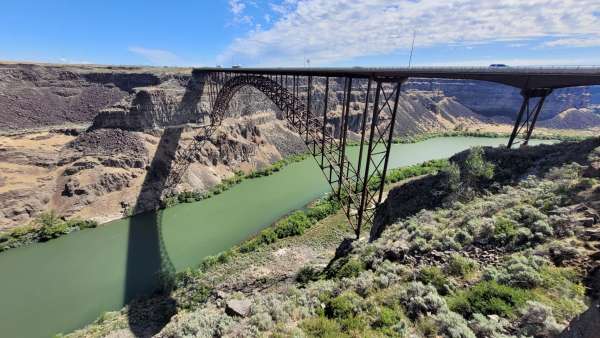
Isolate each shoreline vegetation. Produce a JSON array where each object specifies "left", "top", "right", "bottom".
[
  {"left": 67, "top": 138, "right": 600, "bottom": 338},
  {"left": 194, "top": 158, "right": 450, "bottom": 277},
  {"left": 0, "top": 152, "right": 310, "bottom": 253},
  {"left": 0, "top": 130, "right": 587, "bottom": 253},
  {"left": 62, "top": 158, "right": 451, "bottom": 337}
]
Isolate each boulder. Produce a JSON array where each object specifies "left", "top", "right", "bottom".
[{"left": 225, "top": 299, "right": 251, "bottom": 317}]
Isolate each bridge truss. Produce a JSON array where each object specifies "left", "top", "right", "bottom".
[
  {"left": 167, "top": 67, "right": 600, "bottom": 238},
  {"left": 202, "top": 72, "right": 404, "bottom": 237}
]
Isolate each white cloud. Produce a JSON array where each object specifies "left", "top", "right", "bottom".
[
  {"left": 229, "top": 0, "right": 246, "bottom": 15},
  {"left": 543, "top": 37, "right": 600, "bottom": 48},
  {"left": 420, "top": 58, "right": 600, "bottom": 67},
  {"left": 58, "top": 57, "right": 92, "bottom": 65},
  {"left": 128, "top": 46, "right": 182, "bottom": 65},
  {"left": 228, "top": 0, "right": 253, "bottom": 25},
  {"left": 219, "top": 0, "right": 600, "bottom": 66}
]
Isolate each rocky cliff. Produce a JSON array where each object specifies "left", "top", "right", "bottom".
[
  {"left": 0, "top": 62, "right": 190, "bottom": 133},
  {"left": 1, "top": 62, "right": 599, "bottom": 230},
  {"left": 2, "top": 62, "right": 599, "bottom": 135}
]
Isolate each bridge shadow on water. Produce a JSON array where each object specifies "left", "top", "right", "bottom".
[
  {"left": 122, "top": 73, "right": 206, "bottom": 336},
  {"left": 124, "top": 127, "right": 182, "bottom": 336}
]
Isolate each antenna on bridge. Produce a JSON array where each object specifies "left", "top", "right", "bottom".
[{"left": 408, "top": 30, "right": 416, "bottom": 68}]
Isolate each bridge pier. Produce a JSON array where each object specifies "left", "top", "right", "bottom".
[{"left": 507, "top": 88, "right": 553, "bottom": 148}]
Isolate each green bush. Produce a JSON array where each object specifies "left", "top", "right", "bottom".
[
  {"left": 174, "top": 268, "right": 212, "bottom": 309},
  {"left": 326, "top": 291, "right": 362, "bottom": 319},
  {"left": 464, "top": 146, "right": 495, "bottom": 182},
  {"left": 443, "top": 162, "right": 462, "bottom": 193},
  {"left": 493, "top": 216, "right": 519, "bottom": 246},
  {"left": 368, "top": 159, "right": 449, "bottom": 191},
  {"left": 446, "top": 254, "right": 478, "bottom": 278},
  {"left": 238, "top": 196, "right": 339, "bottom": 254},
  {"left": 418, "top": 266, "right": 451, "bottom": 295},
  {"left": 300, "top": 317, "right": 346, "bottom": 338},
  {"left": 274, "top": 211, "right": 311, "bottom": 238},
  {"left": 296, "top": 266, "right": 320, "bottom": 284},
  {"left": 333, "top": 258, "right": 365, "bottom": 279},
  {"left": 434, "top": 311, "right": 476, "bottom": 338},
  {"left": 307, "top": 198, "right": 340, "bottom": 221},
  {"left": 496, "top": 254, "right": 545, "bottom": 289},
  {"left": 448, "top": 281, "right": 530, "bottom": 318}
]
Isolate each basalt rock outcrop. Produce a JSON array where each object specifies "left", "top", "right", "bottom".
[{"left": 0, "top": 63, "right": 190, "bottom": 133}]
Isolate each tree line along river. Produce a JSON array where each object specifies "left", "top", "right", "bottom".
[{"left": 0, "top": 137, "right": 553, "bottom": 338}]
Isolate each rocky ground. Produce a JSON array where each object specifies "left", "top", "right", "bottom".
[
  {"left": 64, "top": 138, "right": 600, "bottom": 338},
  {"left": 0, "top": 112, "right": 305, "bottom": 230}
]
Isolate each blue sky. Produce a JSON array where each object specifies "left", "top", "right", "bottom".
[{"left": 1, "top": 0, "right": 600, "bottom": 67}]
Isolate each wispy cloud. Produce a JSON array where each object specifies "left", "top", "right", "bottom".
[
  {"left": 58, "top": 57, "right": 92, "bottom": 65},
  {"left": 219, "top": 0, "right": 600, "bottom": 66},
  {"left": 228, "top": 0, "right": 253, "bottom": 25},
  {"left": 543, "top": 37, "right": 600, "bottom": 48},
  {"left": 421, "top": 58, "right": 600, "bottom": 67},
  {"left": 128, "top": 46, "right": 182, "bottom": 65}
]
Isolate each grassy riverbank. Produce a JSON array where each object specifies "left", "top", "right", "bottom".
[
  {"left": 64, "top": 159, "right": 451, "bottom": 337},
  {"left": 392, "top": 130, "right": 587, "bottom": 144},
  {"left": 67, "top": 138, "right": 600, "bottom": 337},
  {"left": 0, "top": 212, "right": 97, "bottom": 252},
  {"left": 0, "top": 152, "right": 312, "bottom": 254}
]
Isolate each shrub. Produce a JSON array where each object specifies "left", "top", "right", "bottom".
[
  {"left": 468, "top": 313, "right": 510, "bottom": 337},
  {"left": 333, "top": 258, "right": 365, "bottom": 279},
  {"left": 496, "top": 254, "right": 545, "bottom": 289},
  {"left": 464, "top": 146, "right": 495, "bottom": 183},
  {"left": 325, "top": 291, "right": 363, "bottom": 319},
  {"left": 418, "top": 266, "right": 451, "bottom": 295},
  {"left": 374, "top": 306, "right": 400, "bottom": 328},
  {"left": 38, "top": 221, "right": 70, "bottom": 241},
  {"left": 338, "top": 315, "right": 369, "bottom": 334},
  {"left": 66, "top": 218, "right": 98, "bottom": 229},
  {"left": 300, "top": 317, "right": 346, "bottom": 338},
  {"left": 296, "top": 266, "right": 320, "bottom": 285},
  {"left": 416, "top": 317, "right": 439, "bottom": 338},
  {"left": 517, "top": 301, "right": 563, "bottom": 337},
  {"left": 446, "top": 254, "right": 478, "bottom": 278},
  {"left": 399, "top": 282, "right": 447, "bottom": 319},
  {"left": 443, "top": 162, "right": 461, "bottom": 193},
  {"left": 274, "top": 211, "right": 311, "bottom": 238},
  {"left": 493, "top": 216, "right": 519, "bottom": 246},
  {"left": 448, "top": 281, "right": 530, "bottom": 318},
  {"left": 434, "top": 311, "right": 476, "bottom": 338},
  {"left": 306, "top": 198, "right": 340, "bottom": 221},
  {"left": 372, "top": 306, "right": 407, "bottom": 337},
  {"left": 173, "top": 269, "right": 212, "bottom": 310}
]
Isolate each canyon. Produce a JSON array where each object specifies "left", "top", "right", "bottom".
[{"left": 0, "top": 62, "right": 598, "bottom": 230}]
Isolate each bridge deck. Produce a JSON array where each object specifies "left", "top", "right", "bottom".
[{"left": 194, "top": 66, "right": 600, "bottom": 90}]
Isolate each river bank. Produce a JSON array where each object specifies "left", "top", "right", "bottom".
[{"left": 0, "top": 136, "right": 554, "bottom": 338}]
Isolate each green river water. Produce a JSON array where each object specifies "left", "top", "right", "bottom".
[{"left": 0, "top": 137, "right": 552, "bottom": 337}]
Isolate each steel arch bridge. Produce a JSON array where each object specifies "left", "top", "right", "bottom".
[{"left": 167, "top": 67, "right": 600, "bottom": 238}]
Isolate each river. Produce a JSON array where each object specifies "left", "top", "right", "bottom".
[{"left": 0, "top": 137, "right": 552, "bottom": 337}]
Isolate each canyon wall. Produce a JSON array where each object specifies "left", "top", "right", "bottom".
[
  {"left": 1, "top": 62, "right": 599, "bottom": 230},
  {"left": 1, "top": 63, "right": 599, "bottom": 135}
]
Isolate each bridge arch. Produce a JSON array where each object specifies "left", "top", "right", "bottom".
[{"left": 167, "top": 72, "right": 405, "bottom": 238}]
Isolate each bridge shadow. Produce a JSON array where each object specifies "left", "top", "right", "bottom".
[
  {"left": 123, "top": 74, "right": 206, "bottom": 337},
  {"left": 124, "top": 127, "right": 181, "bottom": 337}
]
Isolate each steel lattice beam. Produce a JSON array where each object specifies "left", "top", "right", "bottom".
[
  {"left": 507, "top": 88, "right": 553, "bottom": 148},
  {"left": 169, "top": 72, "right": 404, "bottom": 238},
  {"left": 162, "top": 67, "right": 597, "bottom": 237}
]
